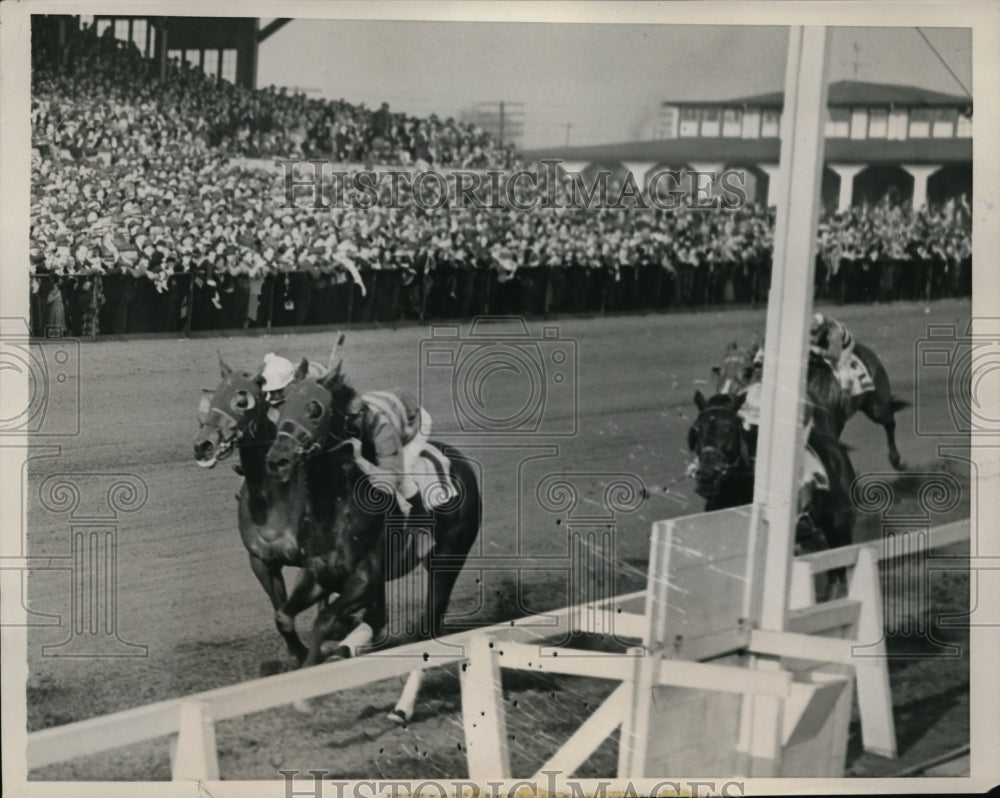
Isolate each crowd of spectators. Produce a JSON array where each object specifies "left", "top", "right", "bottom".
[
  {"left": 29, "top": 19, "right": 972, "bottom": 337},
  {"left": 32, "top": 21, "right": 513, "bottom": 168}
]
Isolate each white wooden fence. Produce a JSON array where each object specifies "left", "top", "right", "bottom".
[{"left": 26, "top": 517, "right": 969, "bottom": 779}]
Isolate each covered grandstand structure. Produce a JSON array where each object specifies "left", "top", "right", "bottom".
[{"left": 525, "top": 80, "right": 972, "bottom": 212}]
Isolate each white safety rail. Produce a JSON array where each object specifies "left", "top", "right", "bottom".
[
  {"left": 26, "top": 590, "right": 647, "bottom": 776},
  {"left": 26, "top": 518, "right": 969, "bottom": 780}
]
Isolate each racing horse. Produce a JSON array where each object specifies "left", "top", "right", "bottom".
[
  {"left": 713, "top": 339, "right": 909, "bottom": 470},
  {"left": 264, "top": 360, "right": 482, "bottom": 723},
  {"left": 688, "top": 390, "right": 856, "bottom": 597},
  {"left": 712, "top": 341, "right": 840, "bottom": 441},
  {"left": 192, "top": 354, "right": 330, "bottom": 669}
]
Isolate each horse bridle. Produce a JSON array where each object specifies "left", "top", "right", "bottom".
[
  {"left": 273, "top": 415, "right": 357, "bottom": 465},
  {"left": 271, "top": 378, "right": 363, "bottom": 466},
  {"left": 692, "top": 405, "right": 751, "bottom": 480},
  {"left": 198, "top": 391, "right": 263, "bottom": 460}
]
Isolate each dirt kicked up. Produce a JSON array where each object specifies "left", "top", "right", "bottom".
[{"left": 24, "top": 298, "right": 972, "bottom": 779}]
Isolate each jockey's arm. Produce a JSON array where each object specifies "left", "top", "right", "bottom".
[
  {"left": 354, "top": 415, "right": 409, "bottom": 511},
  {"left": 827, "top": 329, "right": 844, "bottom": 362}
]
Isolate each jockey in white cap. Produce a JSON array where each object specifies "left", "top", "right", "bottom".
[
  {"left": 230, "top": 353, "right": 329, "bottom": 479},
  {"left": 261, "top": 353, "right": 328, "bottom": 420}
]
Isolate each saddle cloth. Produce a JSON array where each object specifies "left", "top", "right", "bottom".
[
  {"left": 840, "top": 353, "right": 875, "bottom": 397},
  {"left": 401, "top": 439, "right": 456, "bottom": 510}
]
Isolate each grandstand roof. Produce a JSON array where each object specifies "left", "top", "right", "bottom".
[
  {"left": 663, "top": 80, "right": 972, "bottom": 109},
  {"left": 523, "top": 136, "right": 971, "bottom": 166}
]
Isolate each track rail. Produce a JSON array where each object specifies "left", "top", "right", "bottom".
[{"left": 26, "top": 518, "right": 970, "bottom": 773}]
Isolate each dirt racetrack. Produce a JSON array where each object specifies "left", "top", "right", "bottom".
[{"left": 25, "top": 299, "right": 972, "bottom": 780}]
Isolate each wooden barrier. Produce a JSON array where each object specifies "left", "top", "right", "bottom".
[
  {"left": 459, "top": 511, "right": 970, "bottom": 779},
  {"left": 27, "top": 590, "right": 645, "bottom": 774},
  {"left": 26, "top": 518, "right": 969, "bottom": 779}
]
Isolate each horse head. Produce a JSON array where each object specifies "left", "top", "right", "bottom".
[
  {"left": 265, "top": 359, "right": 358, "bottom": 483},
  {"left": 193, "top": 352, "right": 266, "bottom": 468},
  {"left": 713, "top": 341, "right": 757, "bottom": 396},
  {"left": 688, "top": 390, "right": 748, "bottom": 499}
]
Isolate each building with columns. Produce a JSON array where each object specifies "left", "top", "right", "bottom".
[{"left": 524, "top": 80, "right": 971, "bottom": 213}]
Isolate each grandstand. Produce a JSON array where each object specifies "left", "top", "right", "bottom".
[
  {"left": 29, "top": 15, "right": 971, "bottom": 339},
  {"left": 525, "top": 80, "right": 972, "bottom": 213}
]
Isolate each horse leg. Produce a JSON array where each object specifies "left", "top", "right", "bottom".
[
  {"left": 305, "top": 563, "right": 380, "bottom": 667},
  {"left": 856, "top": 392, "right": 904, "bottom": 470},
  {"left": 387, "top": 558, "right": 465, "bottom": 725},
  {"left": 882, "top": 415, "right": 904, "bottom": 471},
  {"left": 248, "top": 554, "right": 309, "bottom": 666},
  {"left": 277, "top": 569, "right": 328, "bottom": 667}
]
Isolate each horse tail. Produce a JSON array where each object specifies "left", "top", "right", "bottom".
[{"left": 890, "top": 396, "right": 911, "bottom": 413}]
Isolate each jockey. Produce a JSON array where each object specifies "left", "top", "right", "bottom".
[
  {"left": 345, "top": 388, "right": 433, "bottom": 517},
  {"left": 736, "top": 346, "right": 766, "bottom": 432},
  {"left": 732, "top": 345, "right": 826, "bottom": 520},
  {"left": 232, "top": 353, "right": 328, "bottom": 478},
  {"left": 260, "top": 352, "right": 328, "bottom": 418},
  {"left": 809, "top": 312, "right": 866, "bottom": 396}
]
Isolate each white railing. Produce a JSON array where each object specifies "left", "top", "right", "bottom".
[{"left": 26, "top": 517, "right": 969, "bottom": 778}]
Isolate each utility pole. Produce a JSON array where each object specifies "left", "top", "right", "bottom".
[
  {"left": 850, "top": 42, "right": 869, "bottom": 78},
  {"left": 565, "top": 122, "right": 572, "bottom": 146},
  {"left": 470, "top": 101, "right": 524, "bottom": 147}
]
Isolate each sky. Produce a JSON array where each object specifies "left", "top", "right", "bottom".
[{"left": 258, "top": 23, "right": 972, "bottom": 150}]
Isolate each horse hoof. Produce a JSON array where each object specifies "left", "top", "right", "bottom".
[
  {"left": 387, "top": 708, "right": 409, "bottom": 725},
  {"left": 322, "top": 645, "right": 352, "bottom": 662},
  {"left": 292, "top": 698, "right": 314, "bottom": 714}
]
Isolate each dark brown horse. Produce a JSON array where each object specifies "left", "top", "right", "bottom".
[
  {"left": 265, "top": 360, "right": 482, "bottom": 722},
  {"left": 688, "top": 390, "right": 856, "bottom": 596},
  {"left": 193, "top": 355, "right": 329, "bottom": 669},
  {"left": 713, "top": 339, "right": 909, "bottom": 469}
]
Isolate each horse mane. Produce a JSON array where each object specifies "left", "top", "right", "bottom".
[{"left": 324, "top": 369, "right": 359, "bottom": 416}]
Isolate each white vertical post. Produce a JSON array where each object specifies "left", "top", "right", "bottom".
[
  {"left": 829, "top": 164, "right": 865, "bottom": 213},
  {"left": 753, "top": 25, "right": 831, "bottom": 634},
  {"left": 848, "top": 548, "right": 898, "bottom": 758},
  {"left": 460, "top": 636, "right": 510, "bottom": 779},
  {"left": 740, "top": 26, "right": 831, "bottom": 777},
  {"left": 170, "top": 701, "right": 219, "bottom": 781}
]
